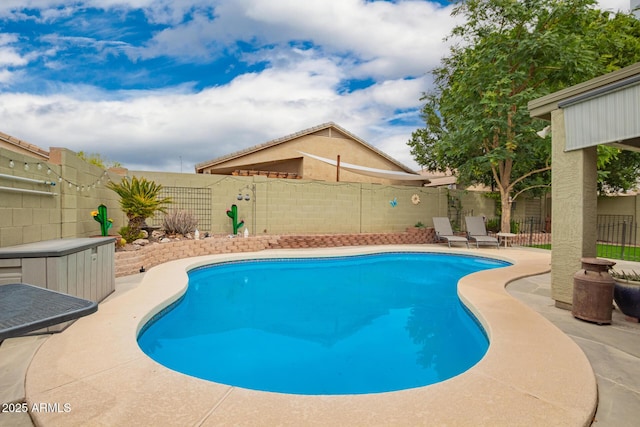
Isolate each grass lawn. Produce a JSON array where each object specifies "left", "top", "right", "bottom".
[{"left": 530, "top": 243, "right": 640, "bottom": 262}]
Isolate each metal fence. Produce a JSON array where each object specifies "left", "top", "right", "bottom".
[
  {"left": 150, "top": 186, "right": 212, "bottom": 232},
  {"left": 596, "top": 215, "right": 639, "bottom": 261},
  {"left": 473, "top": 214, "right": 640, "bottom": 261},
  {"left": 450, "top": 215, "right": 552, "bottom": 247},
  {"left": 489, "top": 217, "right": 552, "bottom": 247},
  {"left": 451, "top": 209, "right": 474, "bottom": 232}
]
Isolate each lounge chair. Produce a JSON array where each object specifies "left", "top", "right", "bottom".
[
  {"left": 465, "top": 216, "right": 499, "bottom": 249},
  {"left": 432, "top": 217, "right": 469, "bottom": 248}
]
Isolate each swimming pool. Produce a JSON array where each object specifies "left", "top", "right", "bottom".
[{"left": 138, "top": 252, "right": 509, "bottom": 395}]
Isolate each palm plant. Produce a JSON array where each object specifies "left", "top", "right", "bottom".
[{"left": 106, "top": 176, "right": 172, "bottom": 239}]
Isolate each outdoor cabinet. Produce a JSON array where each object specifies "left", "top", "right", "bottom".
[{"left": 0, "top": 238, "right": 115, "bottom": 331}]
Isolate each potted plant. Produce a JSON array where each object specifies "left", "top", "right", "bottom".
[{"left": 609, "top": 269, "right": 640, "bottom": 322}]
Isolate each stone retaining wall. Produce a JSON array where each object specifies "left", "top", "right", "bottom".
[{"left": 114, "top": 228, "right": 435, "bottom": 277}]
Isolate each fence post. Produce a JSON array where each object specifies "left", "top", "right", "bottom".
[
  {"left": 528, "top": 217, "right": 534, "bottom": 246},
  {"left": 621, "top": 220, "right": 627, "bottom": 260}
]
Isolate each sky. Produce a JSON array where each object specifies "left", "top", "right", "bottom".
[{"left": 0, "top": 0, "right": 633, "bottom": 173}]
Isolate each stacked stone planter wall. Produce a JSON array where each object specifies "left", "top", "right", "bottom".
[{"left": 114, "top": 228, "right": 435, "bottom": 277}]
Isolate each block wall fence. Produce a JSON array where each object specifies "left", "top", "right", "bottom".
[
  {"left": 5, "top": 145, "right": 638, "bottom": 250},
  {"left": 1, "top": 146, "right": 492, "bottom": 247}
]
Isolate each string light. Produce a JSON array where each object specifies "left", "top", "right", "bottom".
[{"left": 1, "top": 154, "right": 112, "bottom": 193}]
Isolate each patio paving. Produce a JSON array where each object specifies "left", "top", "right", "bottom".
[{"left": 507, "top": 266, "right": 640, "bottom": 427}]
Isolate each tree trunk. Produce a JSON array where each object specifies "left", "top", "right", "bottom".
[
  {"left": 500, "top": 191, "right": 512, "bottom": 233},
  {"left": 128, "top": 216, "right": 146, "bottom": 235}
]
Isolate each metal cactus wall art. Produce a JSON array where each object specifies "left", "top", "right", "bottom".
[
  {"left": 226, "top": 204, "right": 245, "bottom": 235},
  {"left": 92, "top": 204, "right": 113, "bottom": 236}
]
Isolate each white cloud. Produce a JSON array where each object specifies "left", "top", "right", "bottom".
[
  {"left": 0, "top": 47, "right": 426, "bottom": 172},
  {"left": 0, "top": 46, "right": 27, "bottom": 67},
  {"left": 0, "top": 34, "right": 29, "bottom": 85},
  {"left": 0, "top": 69, "right": 15, "bottom": 83},
  {"left": 0, "top": 34, "right": 28, "bottom": 67},
  {"left": 0, "top": 1, "right": 440, "bottom": 172},
  {"left": 129, "top": 0, "right": 457, "bottom": 81},
  {"left": 2, "top": 0, "right": 629, "bottom": 174},
  {"left": 236, "top": 0, "right": 456, "bottom": 78}
]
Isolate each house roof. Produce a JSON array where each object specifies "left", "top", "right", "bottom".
[
  {"left": 0, "top": 131, "right": 49, "bottom": 159},
  {"left": 194, "top": 122, "right": 418, "bottom": 174}
]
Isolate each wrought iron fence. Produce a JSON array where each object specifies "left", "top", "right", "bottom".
[
  {"left": 476, "top": 214, "right": 640, "bottom": 261},
  {"left": 596, "top": 215, "right": 640, "bottom": 261},
  {"left": 449, "top": 215, "right": 551, "bottom": 247},
  {"left": 487, "top": 216, "right": 552, "bottom": 247},
  {"left": 452, "top": 209, "right": 474, "bottom": 232}
]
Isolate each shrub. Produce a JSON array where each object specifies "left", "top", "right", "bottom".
[
  {"left": 486, "top": 218, "right": 500, "bottom": 233},
  {"left": 162, "top": 210, "right": 198, "bottom": 235},
  {"left": 485, "top": 218, "right": 520, "bottom": 234},
  {"left": 107, "top": 176, "right": 172, "bottom": 236},
  {"left": 119, "top": 226, "right": 144, "bottom": 243}
]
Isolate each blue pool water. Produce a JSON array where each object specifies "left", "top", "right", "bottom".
[{"left": 138, "top": 252, "right": 509, "bottom": 395}]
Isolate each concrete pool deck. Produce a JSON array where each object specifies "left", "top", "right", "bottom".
[{"left": 12, "top": 246, "right": 602, "bottom": 425}]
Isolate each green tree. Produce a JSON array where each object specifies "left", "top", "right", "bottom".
[
  {"left": 598, "top": 147, "right": 640, "bottom": 194},
  {"left": 408, "top": 0, "right": 640, "bottom": 232},
  {"left": 106, "top": 176, "right": 172, "bottom": 240},
  {"left": 77, "top": 151, "right": 122, "bottom": 169}
]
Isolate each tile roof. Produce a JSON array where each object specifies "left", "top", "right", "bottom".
[{"left": 0, "top": 131, "right": 49, "bottom": 159}]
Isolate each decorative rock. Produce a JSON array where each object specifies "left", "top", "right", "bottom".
[
  {"left": 140, "top": 230, "right": 149, "bottom": 238},
  {"left": 160, "top": 238, "right": 171, "bottom": 243},
  {"left": 132, "top": 238, "right": 149, "bottom": 246},
  {"left": 151, "top": 230, "right": 164, "bottom": 239}
]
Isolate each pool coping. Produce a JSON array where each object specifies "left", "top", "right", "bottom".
[{"left": 25, "top": 245, "right": 597, "bottom": 426}]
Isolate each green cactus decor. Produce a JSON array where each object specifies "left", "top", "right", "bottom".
[
  {"left": 92, "top": 204, "right": 113, "bottom": 236},
  {"left": 226, "top": 204, "right": 245, "bottom": 235}
]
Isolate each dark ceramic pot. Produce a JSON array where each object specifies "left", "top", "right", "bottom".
[{"left": 613, "top": 280, "right": 640, "bottom": 319}]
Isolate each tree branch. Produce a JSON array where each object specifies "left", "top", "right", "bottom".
[
  {"left": 511, "top": 184, "right": 551, "bottom": 201},
  {"left": 507, "top": 164, "right": 551, "bottom": 192}
]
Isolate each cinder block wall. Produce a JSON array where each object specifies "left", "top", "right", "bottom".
[
  {"left": 50, "top": 148, "right": 124, "bottom": 239},
  {"left": 0, "top": 147, "right": 125, "bottom": 247},
  {"left": 2, "top": 145, "right": 498, "bottom": 247},
  {"left": 132, "top": 170, "right": 453, "bottom": 235}
]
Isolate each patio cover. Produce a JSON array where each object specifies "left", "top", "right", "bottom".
[{"left": 298, "top": 151, "right": 428, "bottom": 181}]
